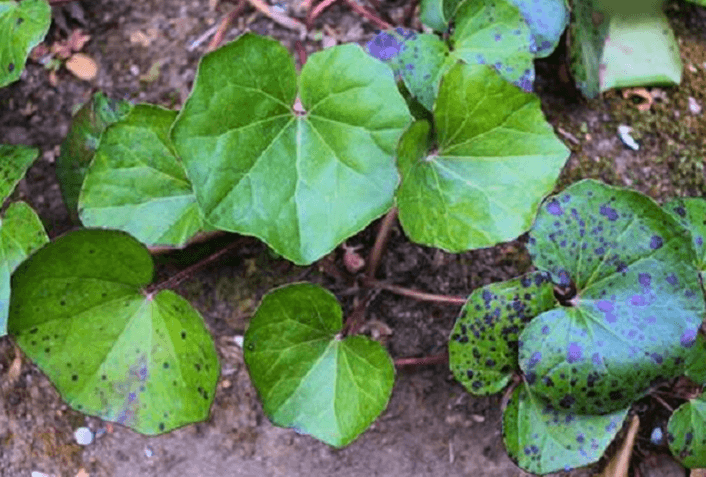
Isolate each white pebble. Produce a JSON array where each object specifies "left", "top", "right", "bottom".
[
  {"left": 31, "top": 472, "right": 51, "bottom": 477},
  {"left": 74, "top": 427, "right": 93, "bottom": 445},
  {"left": 617, "top": 125, "right": 639, "bottom": 151},
  {"left": 233, "top": 335, "right": 244, "bottom": 348},
  {"left": 688, "top": 97, "right": 702, "bottom": 115}
]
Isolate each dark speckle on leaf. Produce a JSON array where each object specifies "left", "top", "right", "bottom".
[
  {"left": 649, "top": 235, "right": 663, "bottom": 250},
  {"left": 638, "top": 273, "right": 651, "bottom": 287},
  {"left": 666, "top": 274, "right": 678, "bottom": 286},
  {"left": 681, "top": 329, "right": 697, "bottom": 348},
  {"left": 599, "top": 205, "right": 619, "bottom": 221},
  {"left": 546, "top": 200, "right": 563, "bottom": 216},
  {"left": 566, "top": 342, "right": 582, "bottom": 363}
]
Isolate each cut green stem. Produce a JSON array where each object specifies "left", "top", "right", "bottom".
[{"left": 364, "top": 278, "right": 466, "bottom": 305}]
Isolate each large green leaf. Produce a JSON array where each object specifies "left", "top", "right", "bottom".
[
  {"left": 367, "top": 0, "right": 534, "bottom": 111},
  {"left": 243, "top": 283, "right": 395, "bottom": 447},
  {"left": 450, "top": 271, "right": 556, "bottom": 395},
  {"left": 56, "top": 92, "right": 133, "bottom": 222},
  {"left": 508, "top": 0, "right": 569, "bottom": 58},
  {"left": 172, "top": 34, "right": 411, "bottom": 265},
  {"left": 395, "top": 64, "right": 569, "bottom": 252},
  {"left": 8, "top": 229, "right": 218, "bottom": 435},
  {"left": 0, "top": 0, "right": 50, "bottom": 88},
  {"left": 519, "top": 179, "right": 705, "bottom": 414},
  {"left": 0, "top": 201, "right": 47, "bottom": 336},
  {"left": 79, "top": 104, "right": 203, "bottom": 247},
  {"left": 0, "top": 143, "right": 39, "bottom": 203},
  {"left": 667, "top": 393, "right": 706, "bottom": 468},
  {"left": 418, "top": 0, "right": 463, "bottom": 31},
  {"left": 663, "top": 197, "right": 706, "bottom": 287},
  {"left": 503, "top": 384, "right": 628, "bottom": 475}
]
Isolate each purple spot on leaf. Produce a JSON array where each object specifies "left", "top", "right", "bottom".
[
  {"left": 649, "top": 235, "right": 663, "bottom": 250},
  {"left": 528, "top": 351, "right": 542, "bottom": 368},
  {"left": 697, "top": 236, "right": 703, "bottom": 246},
  {"left": 592, "top": 353, "right": 601, "bottom": 366},
  {"left": 638, "top": 273, "right": 651, "bottom": 287},
  {"left": 666, "top": 274, "right": 678, "bottom": 286},
  {"left": 599, "top": 205, "right": 619, "bottom": 221},
  {"left": 367, "top": 32, "right": 404, "bottom": 61},
  {"left": 681, "top": 329, "right": 697, "bottom": 348},
  {"left": 650, "top": 353, "right": 663, "bottom": 364},
  {"left": 596, "top": 300, "right": 614, "bottom": 312},
  {"left": 567, "top": 342, "right": 582, "bottom": 363},
  {"left": 630, "top": 294, "right": 647, "bottom": 306}
]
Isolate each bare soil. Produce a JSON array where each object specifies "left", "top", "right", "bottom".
[{"left": 0, "top": 1, "right": 704, "bottom": 476}]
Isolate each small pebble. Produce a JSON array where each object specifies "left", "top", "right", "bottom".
[
  {"left": 688, "top": 97, "right": 702, "bottom": 115},
  {"left": 31, "top": 472, "right": 51, "bottom": 477},
  {"left": 144, "top": 445, "right": 154, "bottom": 458},
  {"left": 650, "top": 426, "right": 663, "bottom": 445},
  {"left": 233, "top": 335, "right": 244, "bottom": 348},
  {"left": 617, "top": 125, "right": 639, "bottom": 151},
  {"left": 74, "top": 426, "right": 93, "bottom": 445}
]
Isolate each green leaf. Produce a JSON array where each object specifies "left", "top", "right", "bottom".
[
  {"left": 449, "top": 271, "right": 556, "bottom": 395},
  {"left": 419, "top": 0, "right": 463, "bottom": 31},
  {"left": 0, "top": 0, "right": 50, "bottom": 88},
  {"left": 503, "top": 384, "right": 628, "bottom": 475},
  {"left": 0, "top": 201, "right": 47, "bottom": 336},
  {"left": 570, "top": 0, "right": 680, "bottom": 98},
  {"left": 396, "top": 64, "right": 569, "bottom": 252},
  {"left": 663, "top": 197, "right": 706, "bottom": 287},
  {"left": 79, "top": 104, "right": 203, "bottom": 247},
  {"left": 520, "top": 179, "right": 705, "bottom": 414},
  {"left": 8, "top": 229, "right": 219, "bottom": 435},
  {"left": 0, "top": 143, "right": 39, "bottom": 203},
  {"left": 56, "top": 92, "right": 133, "bottom": 222},
  {"left": 507, "top": 0, "right": 569, "bottom": 58},
  {"left": 668, "top": 393, "right": 706, "bottom": 468},
  {"left": 172, "top": 34, "right": 411, "bottom": 265},
  {"left": 243, "top": 283, "right": 395, "bottom": 447},
  {"left": 684, "top": 334, "right": 706, "bottom": 386},
  {"left": 367, "top": 1, "right": 534, "bottom": 111}
]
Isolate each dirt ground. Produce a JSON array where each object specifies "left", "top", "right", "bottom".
[{"left": 0, "top": 0, "right": 705, "bottom": 476}]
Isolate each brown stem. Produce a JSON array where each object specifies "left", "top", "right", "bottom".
[
  {"left": 307, "top": 0, "right": 338, "bottom": 27},
  {"left": 366, "top": 207, "right": 397, "bottom": 278},
  {"left": 364, "top": 278, "right": 467, "bottom": 305},
  {"left": 295, "top": 40, "right": 307, "bottom": 67},
  {"left": 343, "top": 0, "right": 392, "bottom": 29},
  {"left": 395, "top": 352, "right": 447, "bottom": 367},
  {"left": 341, "top": 292, "right": 373, "bottom": 337},
  {"left": 247, "top": 0, "right": 307, "bottom": 34},
  {"left": 208, "top": 1, "right": 248, "bottom": 52},
  {"left": 403, "top": 0, "right": 419, "bottom": 27},
  {"left": 144, "top": 237, "right": 248, "bottom": 299}
]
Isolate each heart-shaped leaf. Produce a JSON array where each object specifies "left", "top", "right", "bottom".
[
  {"left": 8, "top": 229, "right": 219, "bottom": 435},
  {"left": 449, "top": 271, "right": 555, "bottom": 394},
  {"left": 418, "top": 0, "right": 463, "bottom": 31},
  {"left": 0, "top": 0, "right": 50, "bottom": 87},
  {"left": 395, "top": 63, "right": 569, "bottom": 252},
  {"left": 0, "top": 201, "right": 47, "bottom": 336},
  {"left": 172, "top": 34, "right": 411, "bottom": 265},
  {"left": 0, "top": 143, "right": 39, "bottom": 203},
  {"left": 520, "top": 179, "right": 705, "bottom": 414},
  {"left": 507, "top": 0, "right": 569, "bottom": 58},
  {"left": 503, "top": 383, "right": 628, "bottom": 475},
  {"left": 667, "top": 393, "right": 706, "bottom": 468},
  {"left": 79, "top": 104, "right": 203, "bottom": 247},
  {"left": 56, "top": 92, "right": 133, "bottom": 222},
  {"left": 368, "top": 0, "right": 534, "bottom": 111},
  {"left": 664, "top": 197, "right": 706, "bottom": 287},
  {"left": 243, "top": 282, "right": 395, "bottom": 447}
]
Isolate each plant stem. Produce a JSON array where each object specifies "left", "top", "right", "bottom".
[
  {"left": 395, "top": 352, "right": 447, "bottom": 367},
  {"left": 247, "top": 0, "right": 307, "bottom": 34},
  {"left": 364, "top": 278, "right": 467, "bottom": 305},
  {"left": 307, "top": 0, "right": 338, "bottom": 27},
  {"left": 144, "top": 237, "right": 248, "bottom": 298},
  {"left": 343, "top": 0, "right": 392, "bottom": 29},
  {"left": 341, "top": 292, "right": 373, "bottom": 337},
  {"left": 295, "top": 40, "right": 307, "bottom": 67},
  {"left": 366, "top": 207, "right": 397, "bottom": 278},
  {"left": 208, "top": 1, "right": 248, "bottom": 52}
]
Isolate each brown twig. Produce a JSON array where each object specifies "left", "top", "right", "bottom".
[
  {"left": 403, "top": 0, "right": 419, "bottom": 27},
  {"left": 246, "top": 0, "right": 307, "bottom": 35},
  {"left": 208, "top": 1, "right": 248, "bottom": 52},
  {"left": 144, "top": 237, "right": 249, "bottom": 298},
  {"left": 343, "top": 0, "right": 392, "bottom": 29},
  {"left": 395, "top": 352, "right": 448, "bottom": 367},
  {"left": 341, "top": 290, "right": 376, "bottom": 337},
  {"left": 364, "top": 278, "right": 467, "bottom": 305},
  {"left": 366, "top": 207, "right": 397, "bottom": 278},
  {"left": 307, "top": 0, "right": 339, "bottom": 27},
  {"left": 295, "top": 40, "right": 307, "bottom": 67}
]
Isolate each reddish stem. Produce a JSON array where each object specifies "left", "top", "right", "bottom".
[
  {"left": 295, "top": 40, "right": 307, "bottom": 67},
  {"left": 343, "top": 0, "right": 392, "bottom": 29},
  {"left": 395, "top": 353, "right": 448, "bottom": 367},
  {"left": 144, "top": 237, "right": 248, "bottom": 298},
  {"left": 364, "top": 278, "right": 467, "bottom": 305},
  {"left": 366, "top": 207, "right": 397, "bottom": 278},
  {"left": 403, "top": 0, "right": 419, "bottom": 27},
  {"left": 341, "top": 292, "right": 373, "bottom": 337},
  {"left": 208, "top": 1, "right": 248, "bottom": 52},
  {"left": 307, "top": 0, "right": 338, "bottom": 27}
]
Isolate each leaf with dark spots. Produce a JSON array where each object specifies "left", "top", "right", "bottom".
[
  {"left": 668, "top": 393, "right": 706, "bottom": 468},
  {"left": 503, "top": 384, "right": 628, "bottom": 475},
  {"left": 449, "top": 271, "right": 555, "bottom": 395},
  {"left": 664, "top": 197, "right": 706, "bottom": 286},
  {"left": 522, "top": 179, "right": 705, "bottom": 414}
]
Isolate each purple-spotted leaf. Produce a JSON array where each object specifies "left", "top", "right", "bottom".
[
  {"left": 685, "top": 334, "right": 706, "bottom": 386},
  {"left": 368, "top": 1, "right": 534, "bottom": 110},
  {"left": 503, "top": 384, "right": 628, "bottom": 475},
  {"left": 244, "top": 283, "right": 395, "bottom": 447},
  {"left": 418, "top": 0, "right": 463, "bottom": 31},
  {"left": 449, "top": 271, "right": 555, "bottom": 395},
  {"left": 664, "top": 197, "right": 706, "bottom": 287},
  {"left": 520, "top": 179, "right": 705, "bottom": 414},
  {"left": 395, "top": 64, "right": 569, "bottom": 252},
  {"left": 0, "top": 0, "right": 50, "bottom": 87},
  {"left": 507, "top": 0, "right": 569, "bottom": 58},
  {"left": 667, "top": 393, "right": 706, "bottom": 468},
  {"left": 8, "top": 229, "right": 218, "bottom": 435}
]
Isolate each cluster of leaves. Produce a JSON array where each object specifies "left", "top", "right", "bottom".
[{"left": 449, "top": 179, "right": 706, "bottom": 474}]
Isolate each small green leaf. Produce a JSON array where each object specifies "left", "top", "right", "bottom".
[
  {"left": 685, "top": 334, "right": 706, "bottom": 386},
  {"left": 0, "top": 143, "right": 39, "bottom": 203},
  {"left": 0, "top": 0, "right": 50, "bottom": 88},
  {"left": 449, "top": 271, "right": 556, "bottom": 395},
  {"left": 419, "top": 0, "right": 463, "bottom": 31},
  {"left": 79, "top": 104, "right": 203, "bottom": 247},
  {"left": 244, "top": 283, "right": 395, "bottom": 447},
  {"left": 521, "top": 179, "right": 705, "bottom": 414},
  {"left": 668, "top": 393, "right": 706, "bottom": 468},
  {"left": 8, "top": 229, "right": 219, "bottom": 435},
  {"left": 663, "top": 197, "right": 706, "bottom": 287},
  {"left": 396, "top": 63, "right": 569, "bottom": 252},
  {"left": 0, "top": 201, "right": 47, "bottom": 336},
  {"left": 56, "top": 92, "right": 133, "bottom": 222},
  {"left": 503, "top": 384, "right": 628, "bottom": 475},
  {"left": 172, "top": 34, "right": 411, "bottom": 265}
]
